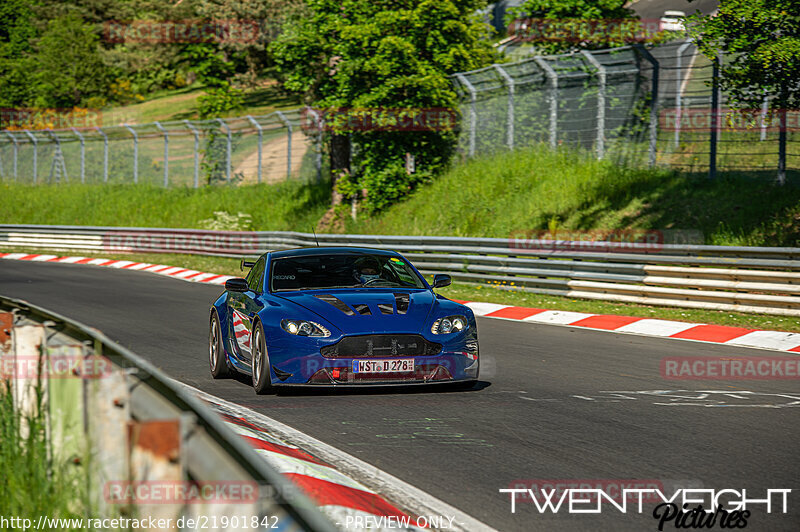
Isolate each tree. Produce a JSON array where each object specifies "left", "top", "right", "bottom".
[
  {"left": 31, "top": 15, "right": 110, "bottom": 107},
  {"left": 505, "top": 0, "right": 639, "bottom": 54},
  {"left": 0, "top": 0, "right": 38, "bottom": 107},
  {"left": 271, "top": 0, "right": 495, "bottom": 213},
  {"left": 687, "top": 0, "right": 800, "bottom": 185},
  {"left": 195, "top": 0, "right": 306, "bottom": 83}
]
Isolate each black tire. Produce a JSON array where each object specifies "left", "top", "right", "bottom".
[
  {"left": 251, "top": 321, "right": 272, "bottom": 395},
  {"left": 209, "top": 311, "right": 231, "bottom": 379}
]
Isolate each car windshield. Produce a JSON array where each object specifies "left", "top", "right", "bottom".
[{"left": 270, "top": 253, "right": 427, "bottom": 291}]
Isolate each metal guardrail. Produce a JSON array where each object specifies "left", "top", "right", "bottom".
[
  {"left": 2, "top": 225, "right": 799, "bottom": 316},
  {"left": 0, "top": 294, "right": 335, "bottom": 531}
]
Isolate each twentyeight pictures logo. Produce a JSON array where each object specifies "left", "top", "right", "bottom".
[{"left": 500, "top": 483, "right": 792, "bottom": 530}]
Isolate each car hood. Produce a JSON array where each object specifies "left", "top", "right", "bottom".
[{"left": 274, "top": 288, "right": 436, "bottom": 335}]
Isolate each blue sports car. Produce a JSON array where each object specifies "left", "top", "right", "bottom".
[{"left": 209, "top": 247, "right": 479, "bottom": 393}]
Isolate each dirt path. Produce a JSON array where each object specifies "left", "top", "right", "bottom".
[{"left": 236, "top": 131, "right": 311, "bottom": 184}]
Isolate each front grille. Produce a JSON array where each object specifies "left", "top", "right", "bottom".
[{"left": 321, "top": 334, "right": 441, "bottom": 358}]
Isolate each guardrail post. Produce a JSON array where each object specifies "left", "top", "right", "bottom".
[
  {"left": 493, "top": 65, "right": 515, "bottom": 149},
  {"left": 305, "top": 107, "right": 323, "bottom": 182},
  {"left": 455, "top": 73, "right": 477, "bottom": 157},
  {"left": 154, "top": 121, "right": 169, "bottom": 187},
  {"left": 534, "top": 57, "right": 558, "bottom": 149},
  {"left": 4, "top": 132, "right": 18, "bottom": 181},
  {"left": 183, "top": 120, "right": 200, "bottom": 188},
  {"left": 275, "top": 111, "right": 293, "bottom": 178},
  {"left": 581, "top": 51, "right": 607, "bottom": 159},
  {"left": 246, "top": 115, "right": 263, "bottom": 183},
  {"left": 70, "top": 127, "right": 86, "bottom": 183},
  {"left": 634, "top": 44, "right": 659, "bottom": 167},
  {"left": 123, "top": 124, "right": 138, "bottom": 184},
  {"left": 216, "top": 118, "right": 232, "bottom": 183},
  {"left": 674, "top": 40, "right": 693, "bottom": 147},
  {"left": 22, "top": 130, "right": 38, "bottom": 183},
  {"left": 94, "top": 127, "right": 109, "bottom": 182}
]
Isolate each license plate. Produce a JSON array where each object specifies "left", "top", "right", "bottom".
[{"left": 352, "top": 358, "right": 415, "bottom": 374}]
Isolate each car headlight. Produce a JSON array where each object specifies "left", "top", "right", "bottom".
[
  {"left": 431, "top": 315, "right": 468, "bottom": 334},
  {"left": 281, "top": 319, "right": 331, "bottom": 337}
]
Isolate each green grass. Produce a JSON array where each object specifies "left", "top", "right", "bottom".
[
  {"left": 0, "top": 380, "right": 86, "bottom": 529},
  {"left": 346, "top": 145, "right": 800, "bottom": 247},
  {"left": 0, "top": 179, "right": 330, "bottom": 230},
  {"left": 101, "top": 81, "right": 300, "bottom": 125},
  {"left": 3, "top": 145, "right": 798, "bottom": 245}
]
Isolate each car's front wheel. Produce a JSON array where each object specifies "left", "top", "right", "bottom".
[
  {"left": 251, "top": 321, "right": 272, "bottom": 395},
  {"left": 209, "top": 311, "right": 230, "bottom": 379}
]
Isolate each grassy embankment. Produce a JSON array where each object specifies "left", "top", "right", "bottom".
[
  {"left": 2, "top": 145, "right": 799, "bottom": 331},
  {"left": 0, "top": 381, "right": 86, "bottom": 529}
]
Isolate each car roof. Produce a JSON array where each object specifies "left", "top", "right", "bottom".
[{"left": 267, "top": 246, "right": 401, "bottom": 259}]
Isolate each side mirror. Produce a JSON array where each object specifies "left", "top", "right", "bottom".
[
  {"left": 432, "top": 274, "right": 451, "bottom": 289},
  {"left": 225, "top": 277, "right": 249, "bottom": 292}
]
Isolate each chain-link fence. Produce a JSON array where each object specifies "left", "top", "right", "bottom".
[
  {"left": 452, "top": 39, "right": 800, "bottom": 179},
  {"left": 0, "top": 108, "right": 323, "bottom": 187}
]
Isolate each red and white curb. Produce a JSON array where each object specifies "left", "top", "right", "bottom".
[
  {"left": 183, "top": 385, "right": 494, "bottom": 532},
  {"left": 3, "top": 251, "right": 798, "bottom": 352},
  {"left": 455, "top": 301, "right": 800, "bottom": 353},
  {"left": 0, "top": 252, "right": 234, "bottom": 286}
]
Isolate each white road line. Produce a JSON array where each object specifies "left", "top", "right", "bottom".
[{"left": 180, "top": 383, "right": 497, "bottom": 532}]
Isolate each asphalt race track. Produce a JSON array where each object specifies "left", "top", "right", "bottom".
[{"left": 2, "top": 260, "right": 799, "bottom": 531}]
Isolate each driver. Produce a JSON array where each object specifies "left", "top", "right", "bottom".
[{"left": 353, "top": 256, "right": 382, "bottom": 284}]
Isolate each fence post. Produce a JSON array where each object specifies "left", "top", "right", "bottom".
[
  {"left": 674, "top": 40, "right": 693, "bottom": 147},
  {"left": 94, "top": 127, "right": 108, "bottom": 182},
  {"left": 123, "top": 124, "right": 138, "bottom": 184},
  {"left": 760, "top": 95, "right": 768, "bottom": 142},
  {"left": 581, "top": 51, "right": 606, "bottom": 159},
  {"left": 216, "top": 118, "right": 232, "bottom": 183},
  {"left": 183, "top": 121, "right": 200, "bottom": 188},
  {"left": 709, "top": 57, "right": 719, "bottom": 180},
  {"left": 154, "top": 121, "right": 169, "bottom": 187},
  {"left": 245, "top": 116, "right": 263, "bottom": 184},
  {"left": 493, "top": 65, "right": 515, "bottom": 149},
  {"left": 45, "top": 129, "right": 67, "bottom": 183},
  {"left": 275, "top": 111, "right": 293, "bottom": 178},
  {"left": 4, "top": 132, "right": 18, "bottom": 181},
  {"left": 634, "top": 45, "right": 659, "bottom": 167},
  {"left": 455, "top": 73, "right": 477, "bottom": 157},
  {"left": 70, "top": 128, "right": 86, "bottom": 184},
  {"left": 22, "top": 130, "right": 38, "bottom": 183},
  {"left": 534, "top": 57, "right": 558, "bottom": 149}
]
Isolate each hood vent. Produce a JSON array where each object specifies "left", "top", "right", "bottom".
[
  {"left": 354, "top": 304, "right": 372, "bottom": 316},
  {"left": 394, "top": 293, "right": 410, "bottom": 315},
  {"left": 314, "top": 294, "right": 355, "bottom": 316},
  {"left": 378, "top": 303, "right": 394, "bottom": 315}
]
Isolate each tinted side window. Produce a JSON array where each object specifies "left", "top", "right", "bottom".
[{"left": 246, "top": 258, "right": 265, "bottom": 292}]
